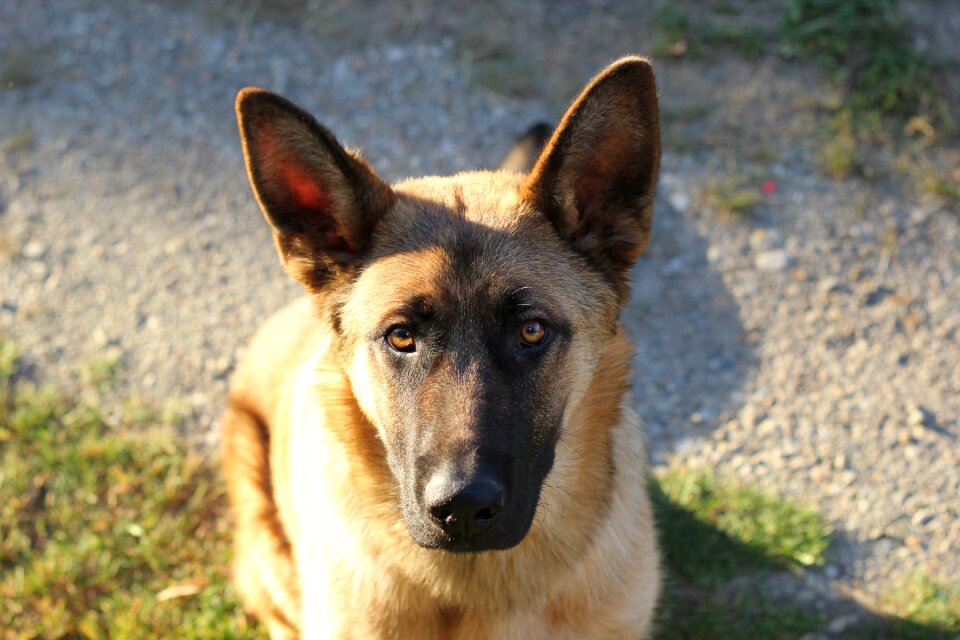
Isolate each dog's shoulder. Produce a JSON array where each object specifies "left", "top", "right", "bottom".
[{"left": 228, "top": 295, "right": 330, "bottom": 423}]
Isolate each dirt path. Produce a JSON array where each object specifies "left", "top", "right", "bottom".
[{"left": 2, "top": 0, "right": 958, "bottom": 630}]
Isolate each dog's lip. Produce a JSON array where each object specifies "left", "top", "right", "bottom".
[
  {"left": 426, "top": 533, "right": 523, "bottom": 553},
  {"left": 410, "top": 511, "right": 531, "bottom": 553}
]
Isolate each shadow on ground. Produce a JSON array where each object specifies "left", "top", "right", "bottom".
[
  {"left": 652, "top": 481, "right": 957, "bottom": 639},
  {"left": 627, "top": 198, "right": 755, "bottom": 461}
]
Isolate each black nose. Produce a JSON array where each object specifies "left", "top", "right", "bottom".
[{"left": 425, "top": 472, "right": 506, "bottom": 540}]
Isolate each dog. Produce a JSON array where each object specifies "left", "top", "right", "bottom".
[{"left": 222, "top": 56, "right": 662, "bottom": 639}]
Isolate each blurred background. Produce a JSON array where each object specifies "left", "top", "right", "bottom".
[{"left": 1, "top": 0, "right": 958, "bottom": 637}]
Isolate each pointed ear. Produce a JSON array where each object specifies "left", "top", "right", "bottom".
[
  {"left": 521, "top": 57, "right": 660, "bottom": 299},
  {"left": 236, "top": 88, "right": 396, "bottom": 289}
]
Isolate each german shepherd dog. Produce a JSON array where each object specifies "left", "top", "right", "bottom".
[{"left": 223, "top": 56, "right": 661, "bottom": 639}]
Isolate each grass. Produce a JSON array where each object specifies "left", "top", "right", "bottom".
[
  {"left": 781, "top": 0, "right": 953, "bottom": 129},
  {"left": 655, "top": 469, "right": 831, "bottom": 577},
  {"left": 821, "top": 109, "right": 859, "bottom": 179},
  {"left": 652, "top": 5, "right": 770, "bottom": 60},
  {"left": 913, "top": 165, "right": 960, "bottom": 204},
  {"left": 2, "top": 336, "right": 958, "bottom": 638},
  {"left": 0, "top": 338, "right": 262, "bottom": 639},
  {"left": 2, "top": 128, "right": 35, "bottom": 154},
  {"left": 702, "top": 174, "right": 763, "bottom": 219},
  {"left": 884, "top": 574, "right": 960, "bottom": 637},
  {"left": 651, "top": 468, "right": 829, "bottom": 639}
]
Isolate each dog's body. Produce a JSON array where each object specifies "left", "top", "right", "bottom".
[{"left": 223, "top": 57, "right": 662, "bottom": 639}]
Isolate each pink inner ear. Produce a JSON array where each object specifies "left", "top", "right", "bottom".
[
  {"left": 252, "top": 118, "right": 356, "bottom": 253},
  {"left": 281, "top": 162, "right": 333, "bottom": 212},
  {"left": 254, "top": 120, "right": 334, "bottom": 214}
]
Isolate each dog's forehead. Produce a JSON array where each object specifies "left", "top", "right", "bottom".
[
  {"left": 346, "top": 172, "right": 594, "bottom": 323},
  {"left": 390, "top": 171, "right": 530, "bottom": 231}
]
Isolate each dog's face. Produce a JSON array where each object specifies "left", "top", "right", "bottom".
[{"left": 235, "top": 58, "right": 660, "bottom": 552}]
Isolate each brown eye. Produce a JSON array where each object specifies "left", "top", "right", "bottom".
[
  {"left": 519, "top": 321, "right": 547, "bottom": 347},
  {"left": 386, "top": 327, "right": 415, "bottom": 352}
]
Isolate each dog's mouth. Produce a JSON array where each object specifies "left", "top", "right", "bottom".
[{"left": 405, "top": 499, "right": 538, "bottom": 553}]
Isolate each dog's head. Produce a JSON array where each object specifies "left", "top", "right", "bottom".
[{"left": 236, "top": 57, "right": 659, "bottom": 552}]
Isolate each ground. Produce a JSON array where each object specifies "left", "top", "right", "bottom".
[{"left": 1, "top": 0, "right": 958, "bottom": 637}]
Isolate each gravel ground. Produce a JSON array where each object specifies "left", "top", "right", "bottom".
[{"left": 2, "top": 0, "right": 957, "bottom": 630}]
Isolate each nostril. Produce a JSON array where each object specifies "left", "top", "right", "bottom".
[
  {"left": 431, "top": 507, "right": 459, "bottom": 530},
  {"left": 474, "top": 505, "right": 499, "bottom": 527}
]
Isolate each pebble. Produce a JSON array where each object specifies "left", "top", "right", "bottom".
[
  {"left": 706, "top": 245, "right": 725, "bottom": 265},
  {"left": 817, "top": 276, "right": 841, "bottom": 293},
  {"left": 749, "top": 228, "right": 785, "bottom": 252},
  {"left": 755, "top": 249, "right": 792, "bottom": 272},
  {"left": 906, "top": 405, "right": 932, "bottom": 428},
  {"left": 21, "top": 239, "right": 46, "bottom": 259},
  {"left": 667, "top": 190, "right": 691, "bottom": 213}
]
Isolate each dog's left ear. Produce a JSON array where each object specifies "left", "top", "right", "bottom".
[{"left": 522, "top": 57, "right": 660, "bottom": 299}]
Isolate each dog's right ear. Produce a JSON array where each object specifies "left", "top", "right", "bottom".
[
  {"left": 236, "top": 88, "right": 395, "bottom": 289},
  {"left": 521, "top": 57, "right": 660, "bottom": 302}
]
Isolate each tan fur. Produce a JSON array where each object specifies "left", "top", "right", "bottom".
[{"left": 223, "top": 56, "right": 661, "bottom": 639}]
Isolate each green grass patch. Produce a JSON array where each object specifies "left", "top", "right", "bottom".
[
  {"left": 654, "top": 469, "right": 831, "bottom": 582},
  {"left": 702, "top": 174, "right": 763, "bottom": 219},
  {"left": 915, "top": 168, "right": 960, "bottom": 204},
  {"left": 651, "top": 468, "right": 830, "bottom": 638},
  {"left": 652, "top": 5, "right": 770, "bottom": 59},
  {"left": 657, "top": 586, "right": 824, "bottom": 640},
  {"left": 780, "top": 0, "right": 953, "bottom": 128},
  {"left": 0, "top": 338, "right": 263, "bottom": 639},
  {"left": 820, "top": 108, "right": 859, "bottom": 179},
  {"left": 880, "top": 574, "right": 960, "bottom": 638}
]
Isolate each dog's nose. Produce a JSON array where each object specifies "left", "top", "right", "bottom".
[{"left": 425, "top": 472, "right": 505, "bottom": 540}]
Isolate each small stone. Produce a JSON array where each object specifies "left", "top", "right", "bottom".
[
  {"left": 706, "top": 245, "right": 725, "bottom": 265},
  {"left": 720, "top": 419, "right": 739, "bottom": 433},
  {"left": 755, "top": 249, "right": 792, "bottom": 273},
  {"left": 667, "top": 190, "right": 691, "bottom": 213},
  {"left": 907, "top": 405, "right": 932, "bottom": 428},
  {"left": 817, "top": 276, "right": 841, "bottom": 293},
  {"left": 911, "top": 508, "right": 936, "bottom": 527},
  {"left": 905, "top": 535, "right": 923, "bottom": 549},
  {"left": 22, "top": 240, "right": 46, "bottom": 259},
  {"left": 91, "top": 327, "right": 109, "bottom": 347},
  {"left": 749, "top": 228, "right": 785, "bottom": 252},
  {"left": 741, "top": 405, "right": 761, "bottom": 430},
  {"left": 28, "top": 262, "right": 49, "bottom": 279},
  {"left": 163, "top": 238, "right": 182, "bottom": 255}
]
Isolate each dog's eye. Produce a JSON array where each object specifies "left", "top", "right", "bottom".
[
  {"left": 386, "top": 327, "right": 416, "bottom": 352},
  {"left": 518, "top": 321, "right": 548, "bottom": 348}
]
